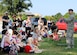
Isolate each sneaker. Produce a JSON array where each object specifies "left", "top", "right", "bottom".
[
  {"left": 65, "top": 46, "right": 71, "bottom": 49},
  {"left": 35, "top": 50, "right": 42, "bottom": 53}
]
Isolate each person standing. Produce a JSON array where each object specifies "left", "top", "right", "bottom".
[
  {"left": 38, "top": 17, "right": 44, "bottom": 30},
  {"left": 18, "top": 14, "right": 23, "bottom": 27},
  {"left": 64, "top": 9, "right": 75, "bottom": 49},
  {"left": 12, "top": 15, "right": 18, "bottom": 30},
  {"left": 47, "top": 18, "right": 52, "bottom": 30},
  {"left": 2, "top": 12, "right": 10, "bottom": 29},
  {"left": 25, "top": 15, "right": 32, "bottom": 33},
  {"left": 51, "top": 22, "right": 57, "bottom": 33}
]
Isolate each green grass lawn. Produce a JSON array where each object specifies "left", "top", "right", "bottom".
[{"left": 0, "top": 34, "right": 77, "bottom": 55}]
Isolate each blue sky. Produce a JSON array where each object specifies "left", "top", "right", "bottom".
[{"left": 27, "top": 0, "right": 77, "bottom": 16}]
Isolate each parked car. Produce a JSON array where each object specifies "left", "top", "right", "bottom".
[{"left": 56, "top": 19, "right": 77, "bottom": 32}]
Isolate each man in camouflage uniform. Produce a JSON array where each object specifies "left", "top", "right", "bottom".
[{"left": 64, "top": 9, "right": 74, "bottom": 48}]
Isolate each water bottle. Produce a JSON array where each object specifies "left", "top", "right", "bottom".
[{"left": 15, "top": 49, "right": 18, "bottom": 55}]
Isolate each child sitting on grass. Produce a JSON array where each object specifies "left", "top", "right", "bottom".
[
  {"left": 24, "top": 41, "right": 34, "bottom": 53},
  {"left": 32, "top": 28, "right": 40, "bottom": 46},
  {"left": 16, "top": 34, "right": 26, "bottom": 52},
  {"left": 48, "top": 28, "right": 53, "bottom": 38},
  {"left": 25, "top": 34, "right": 42, "bottom": 53},
  {"left": 52, "top": 30, "right": 60, "bottom": 41},
  {"left": 41, "top": 27, "right": 48, "bottom": 38}
]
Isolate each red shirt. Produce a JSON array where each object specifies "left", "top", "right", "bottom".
[{"left": 24, "top": 45, "right": 32, "bottom": 53}]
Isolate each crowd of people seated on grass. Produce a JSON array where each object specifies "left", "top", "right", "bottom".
[{"left": 1, "top": 12, "right": 64, "bottom": 54}]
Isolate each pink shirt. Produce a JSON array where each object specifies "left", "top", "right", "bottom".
[
  {"left": 53, "top": 33, "right": 59, "bottom": 40},
  {"left": 4, "top": 42, "right": 10, "bottom": 47}
]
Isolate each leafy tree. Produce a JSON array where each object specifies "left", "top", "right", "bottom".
[
  {"left": 75, "top": 13, "right": 77, "bottom": 19},
  {"left": 64, "top": 12, "right": 77, "bottom": 19},
  {"left": 22, "top": 14, "right": 27, "bottom": 20},
  {"left": 44, "top": 16, "right": 50, "bottom": 20},
  {"left": 54, "top": 12, "right": 63, "bottom": 20},
  {"left": 0, "top": 3, "right": 7, "bottom": 16},
  {"left": 0, "top": 0, "right": 32, "bottom": 15},
  {"left": 44, "top": 15, "right": 55, "bottom": 21},
  {"left": 63, "top": 13, "right": 69, "bottom": 18}
]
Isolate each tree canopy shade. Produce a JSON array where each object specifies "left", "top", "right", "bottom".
[{"left": 0, "top": 0, "right": 32, "bottom": 15}]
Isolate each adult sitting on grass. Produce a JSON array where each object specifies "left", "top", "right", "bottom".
[{"left": 1, "top": 29, "right": 16, "bottom": 53}]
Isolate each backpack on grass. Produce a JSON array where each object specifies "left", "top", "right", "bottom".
[{"left": 8, "top": 44, "right": 18, "bottom": 55}]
